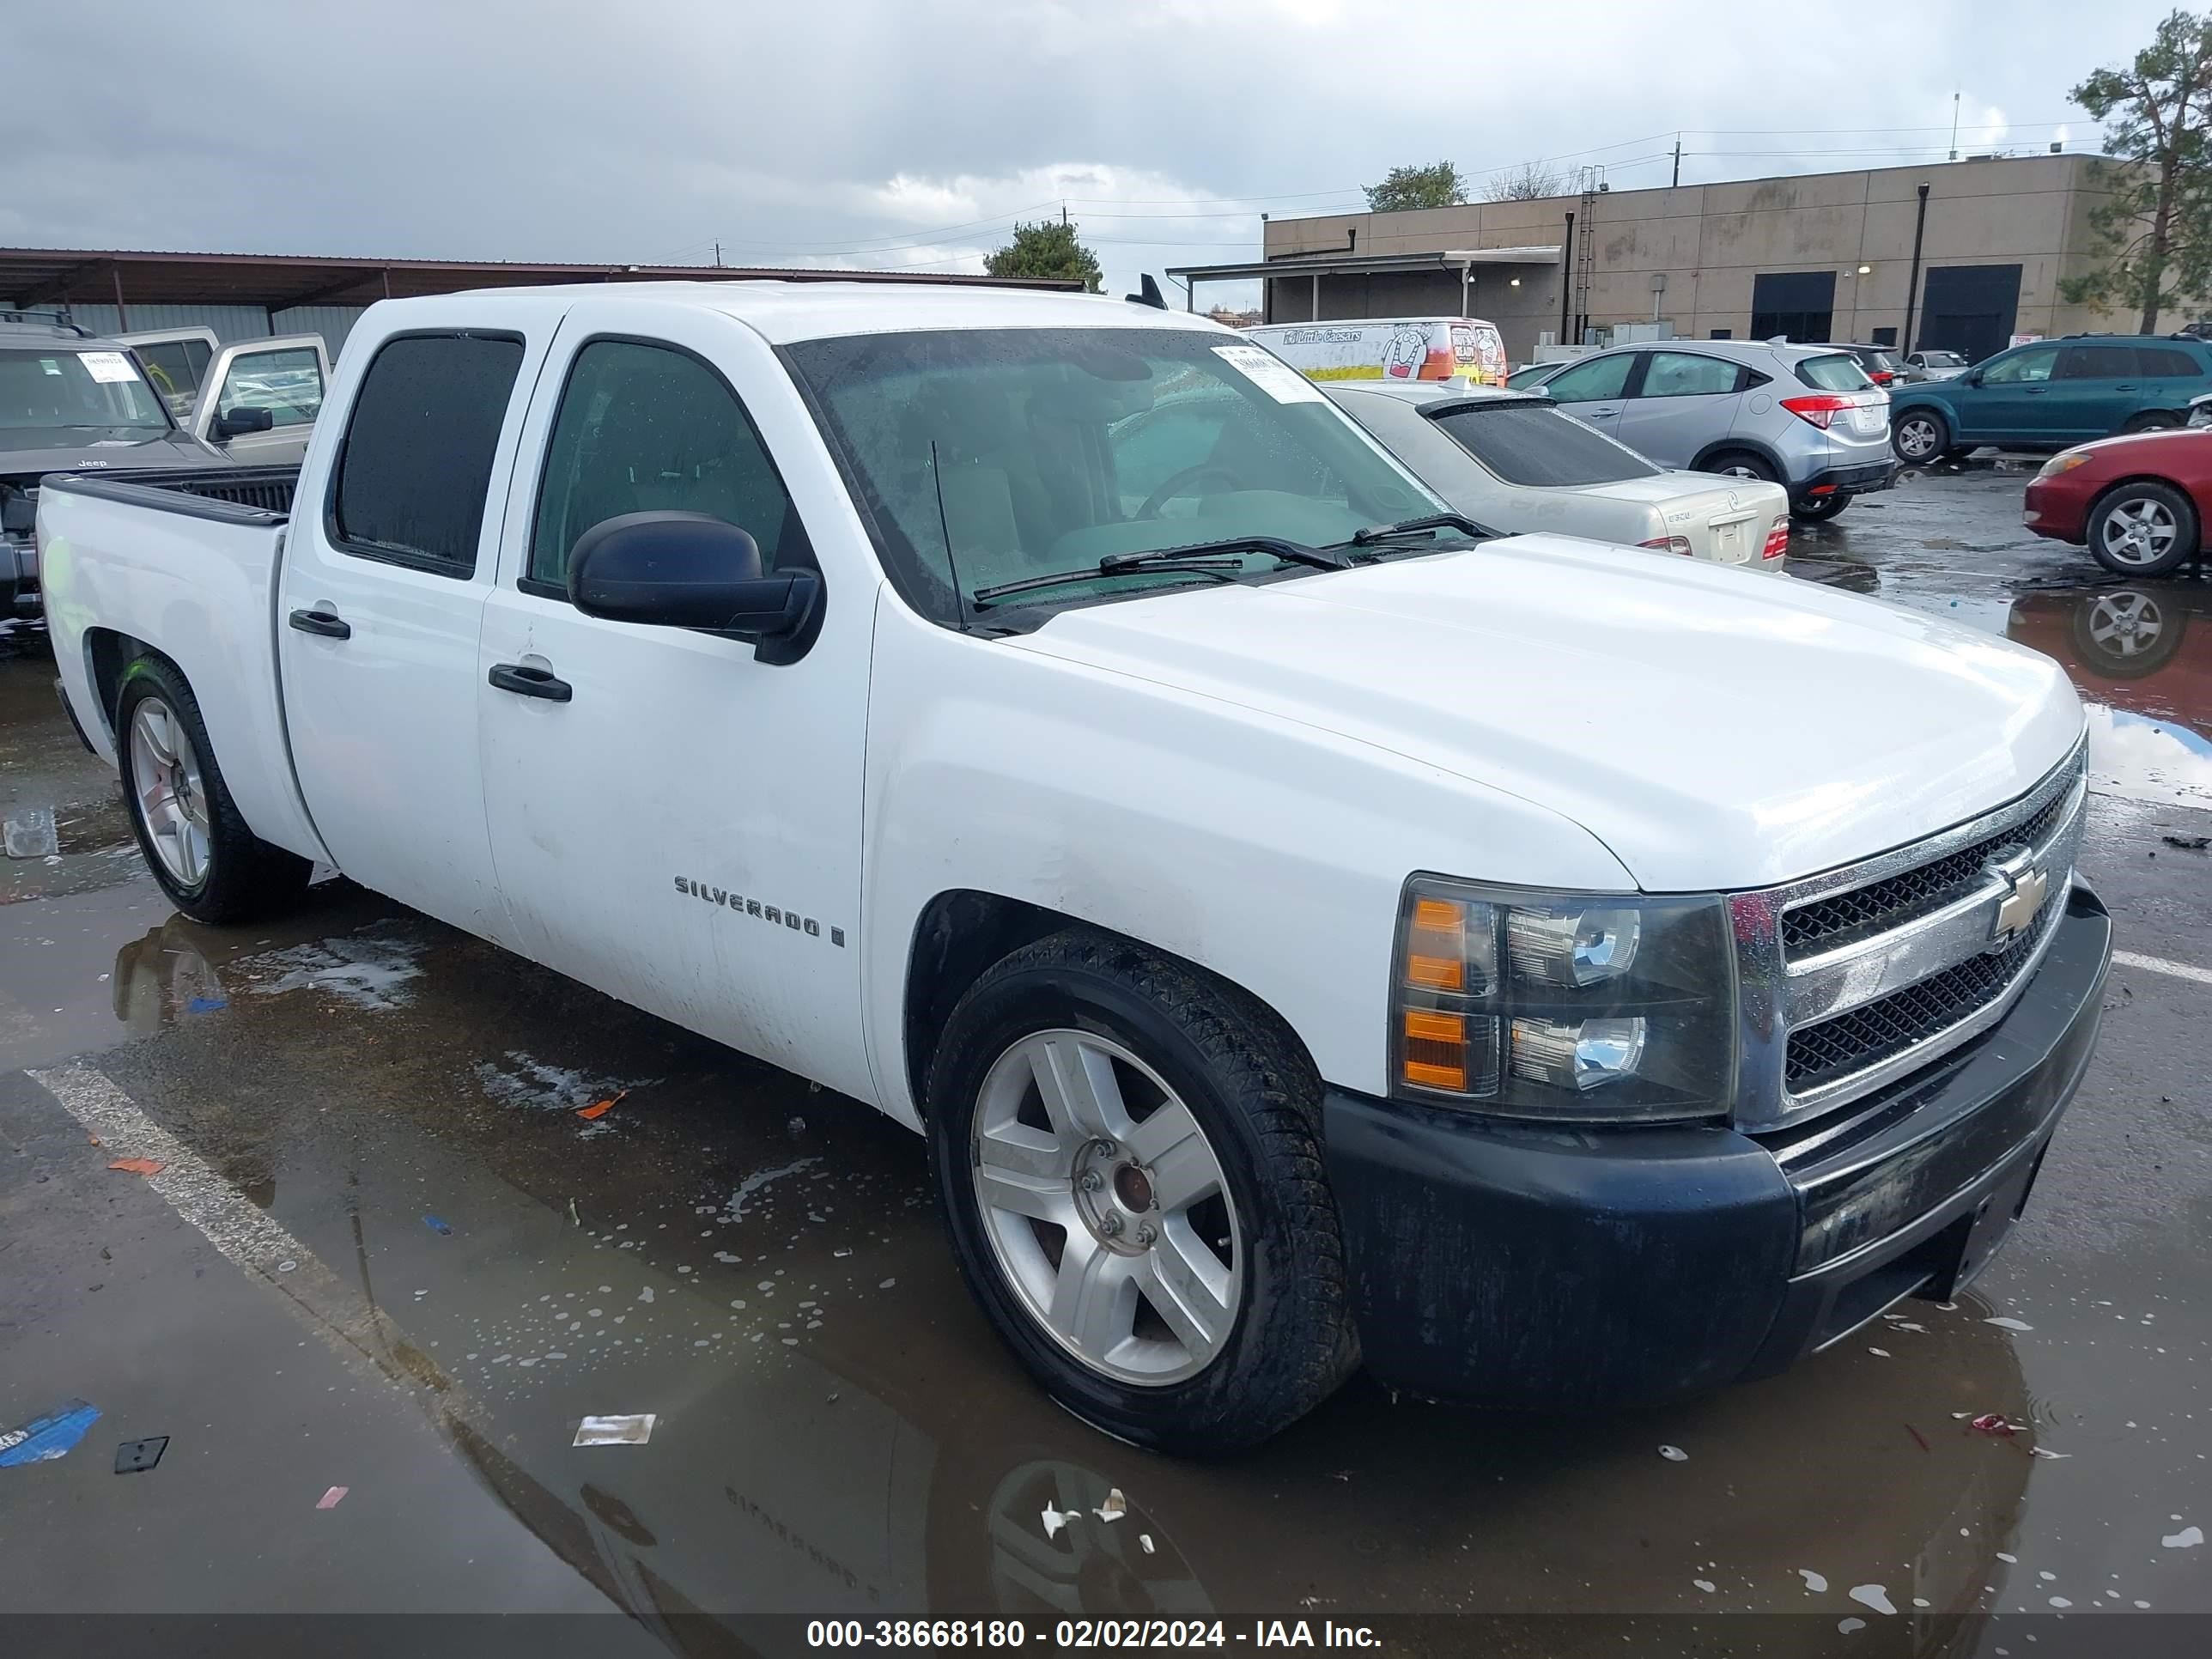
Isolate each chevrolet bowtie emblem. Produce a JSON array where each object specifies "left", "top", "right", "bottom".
[{"left": 1985, "top": 848, "right": 2049, "bottom": 948}]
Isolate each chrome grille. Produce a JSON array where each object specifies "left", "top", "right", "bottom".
[
  {"left": 1731, "top": 738, "right": 2087, "bottom": 1130},
  {"left": 1784, "top": 895, "right": 2059, "bottom": 1091},
  {"left": 1780, "top": 787, "right": 2074, "bottom": 956}
]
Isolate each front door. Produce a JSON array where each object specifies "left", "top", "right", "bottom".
[
  {"left": 1614, "top": 349, "right": 1745, "bottom": 467},
  {"left": 278, "top": 325, "right": 545, "bottom": 945},
  {"left": 1955, "top": 343, "right": 2061, "bottom": 443},
  {"left": 196, "top": 339, "right": 329, "bottom": 465},
  {"left": 475, "top": 301, "right": 875, "bottom": 1101},
  {"left": 1540, "top": 350, "right": 1639, "bottom": 439}
]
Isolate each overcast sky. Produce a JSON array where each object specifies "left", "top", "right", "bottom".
[{"left": 4, "top": 0, "right": 2183, "bottom": 308}]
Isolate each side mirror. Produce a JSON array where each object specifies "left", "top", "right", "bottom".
[
  {"left": 1961, "top": 368, "right": 1983, "bottom": 386},
  {"left": 568, "top": 511, "right": 820, "bottom": 655},
  {"left": 1, "top": 492, "right": 33, "bottom": 535},
  {"left": 213, "top": 404, "right": 275, "bottom": 439}
]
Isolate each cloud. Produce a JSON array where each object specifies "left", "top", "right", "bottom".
[{"left": 0, "top": 0, "right": 2182, "bottom": 305}]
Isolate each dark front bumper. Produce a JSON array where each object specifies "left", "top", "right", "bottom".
[
  {"left": 3, "top": 533, "right": 36, "bottom": 617},
  {"left": 1798, "top": 459, "right": 1896, "bottom": 504},
  {"left": 1322, "top": 885, "right": 2110, "bottom": 1409}
]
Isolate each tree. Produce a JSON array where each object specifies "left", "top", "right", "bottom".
[
  {"left": 1480, "top": 161, "right": 1568, "bottom": 202},
  {"left": 2061, "top": 9, "right": 2212, "bottom": 332},
  {"left": 984, "top": 221, "right": 1103, "bottom": 292},
  {"left": 1364, "top": 161, "right": 1466, "bottom": 213}
]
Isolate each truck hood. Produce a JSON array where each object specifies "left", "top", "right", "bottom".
[
  {"left": 1006, "top": 534, "right": 2083, "bottom": 891},
  {"left": 0, "top": 428, "right": 229, "bottom": 484}
]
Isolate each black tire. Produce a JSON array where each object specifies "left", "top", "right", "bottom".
[
  {"left": 927, "top": 929, "right": 1358, "bottom": 1455},
  {"left": 1892, "top": 408, "right": 1950, "bottom": 463},
  {"left": 1790, "top": 493, "right": 1850, "bottom": 521},
  {"left": 1702, "top": 449, "right": 1778, "bottom": 483},
  {"left": 115, "top": 656, "right": 313, "bottom": 924},
  {"left": 2086, "top": 480, "right": 2200, "bottom": 578},
  {"left": 2122, "top": 410, "right": 2183, "bottom": 434}
]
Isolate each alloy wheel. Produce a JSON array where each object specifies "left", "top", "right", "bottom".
[
  {"left": 2098, "top": 498, "right": 2179, "bottom": 568},
  {"left": 1896, "top": 416, "right": 1940, "bottom": 459},
  {"left": 969, "top": 1030, "right": 1242, "bottom": 1386},
  {"left": 129, "top": 697, "right": 212, "bottom": 887}
]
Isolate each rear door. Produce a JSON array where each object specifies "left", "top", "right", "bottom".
[
  {"left": 2051, "top": 343, "right": 2142, "bottom": 440},
  {"left": 195, "top": 338, "right": 331, "bottom": 464},
  {"left": 277, "top": 322, "right": 547, "bottom": 945},
  {"left": 1614, "top": 349, "right": 1744, "bottom": 466},
  {"left": 473, "top": 301, "right": 876, "bottom": 1101},
  {"left": 2136, "top": 343, "right": 2211, "bottom": 415}
]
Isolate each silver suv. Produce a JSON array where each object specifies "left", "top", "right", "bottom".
[{"left": 1539, "top": 339, "right": 1894, "bottom": 521}]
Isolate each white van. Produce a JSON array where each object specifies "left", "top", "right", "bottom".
[{"left": 1244, "top": 316, "right": 1508, "bottom": 387}]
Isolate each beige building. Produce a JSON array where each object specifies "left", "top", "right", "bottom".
[{"left": 1172, "top": 154, "right": 2142, "bottom": 366}]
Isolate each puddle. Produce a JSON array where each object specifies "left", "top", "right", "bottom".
[{"left": 2001, "top": 581, "right": 2212, "bottom": 807}]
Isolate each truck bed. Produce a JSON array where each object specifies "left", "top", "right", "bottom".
[{"left": 38, "top": 462, "right": 328, "bottom": 866}]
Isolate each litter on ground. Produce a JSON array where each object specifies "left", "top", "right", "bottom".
[
  {"left": 1095, "top": 1488, "right": 1127, "bottom": 1522},
  {"left": 1969, "top": 1413, "right": 2018, "bottom": 1437},
  {"left": 1658, "top": 1445, "right": 1687, "bottom": 1462},
  {"left": 2163, "top": 1525, "right": 2203, "bottom": 1548},
  {"left": 577, "top": 1090, "right": 628, "bottom": 1121},
  {"left": 112, "top": 1436, "right": 168, "bottom": 1474},
  {"left": 1984, "top": 1316, "right": 2034, "bottom": 1333},
  {"left": 0, "top": 1401, "right": 102, "bottom": 1468},
  {"left": 422, "top": 1215, "right": 453, "bottom": 1235},
  {"left": 574, "top": 1414, "right": 656, "bottom": 1447},
  {"left": 106, "top": 1158, "right": 164, "bottom": 1176},
  {"left": 1140, "top": 1534, "right": 1155, "bottom": 1554},
  {"left": 316, "top": 1486, "right": 348, "bottom": 1509},
  {"left": 1042, "top": 1504, "right": 1073, "bottom": 1539}
]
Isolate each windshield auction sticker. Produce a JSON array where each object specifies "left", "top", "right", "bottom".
[
  {"left": 77, "top": 351, "right": 143, "bottom": 385},
  {"left": 1212, "top": 344, "right": 1326, "bottom": 404}
]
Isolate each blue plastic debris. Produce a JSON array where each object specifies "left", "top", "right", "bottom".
[
  {"left": 0, "top": 1401, "right": 102, "bottom": 1468},
  {"left": 185, "top": 996, "right": 228, "bottom": 1014},
  {"left": 423, "top": 1215, "right": 453, "bottom": 1236}
]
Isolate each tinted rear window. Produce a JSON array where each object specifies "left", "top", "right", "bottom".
[
  {"left": 2136, "top": 346, "right": 2204, "bottom": 378},
  {"left": 331, "top": 333, "right": 524, "bottom": 574},
  {"left": 1428, "top": 401, "right": 1662, "bottom": 486},
  {"left": 1795, "top": 353, "right": 1874, "bottom": 392}
]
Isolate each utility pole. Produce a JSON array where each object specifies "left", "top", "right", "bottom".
[
  {"left": 1671, "top": 135, "right": 1681, "bottom": 188},
  {"left": 712, "top": 240, "right": 722, "bottom": 268},
  {"left": 1060, "top": 201, "right": 1068, "bottom": 228},
  {"left": 1948, "top": 91, "right": 1960, "bottom": 161}
]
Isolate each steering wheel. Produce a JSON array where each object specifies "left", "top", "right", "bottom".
[{"left": 1136, "top": 464, "right": 1242, "bottom": 520}]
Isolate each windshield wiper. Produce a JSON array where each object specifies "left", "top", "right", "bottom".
[
  {"left": 1340, "top": 511, "right": 1493, "bottom": 550},
  {"left": 969, "top": 535, "right": 1349, "bottom": 606}
]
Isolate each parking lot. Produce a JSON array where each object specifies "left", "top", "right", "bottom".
[{"left": 2, "top": 464, "right": 2207, "bottom": 1647}]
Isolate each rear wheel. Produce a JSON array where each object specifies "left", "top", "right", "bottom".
[
  {"left": 2087, "top": 480, "right": 2199, "bottom": 577},
  {"left": 1705, "top": 450, "right": 1778, "bottom": 483},
  {"left": 1892, "top": 409, "right": 1950, "bottom": 462},
  {"left": 1790, "top": 493, "right": 1850, "bottom": 522},
  {"left": 116, "top": 658, "right": 313, "bottom": 924},
  {"left": 927, "top": 930, "right": 1357, "bottom": 1455},
  {"left": 2122, "top": 411, "right": 2182, "bottom": 434}
]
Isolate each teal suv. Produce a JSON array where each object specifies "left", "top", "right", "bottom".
[{"left": 1889, "top": 335, "right": 2212, "bottom": 462}]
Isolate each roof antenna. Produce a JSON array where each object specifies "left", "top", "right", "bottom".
[
  {"left": 1126, "top": 273, "right": 1169, "bottom": 310},
  {"left": 930, "top": 439, "right": 979, "bottom": 630}
]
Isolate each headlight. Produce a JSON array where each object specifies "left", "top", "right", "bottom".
[
  {"left": 2035, "top": 453, "right": 2091, "bottom": 479},
  {"left": 1390, "top": 876, "right": 1736, "bottom": 1121}
]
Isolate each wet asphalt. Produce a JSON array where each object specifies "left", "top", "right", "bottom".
[{"left": 0, "top": 465, "right": 2207, "bottom": 1652}]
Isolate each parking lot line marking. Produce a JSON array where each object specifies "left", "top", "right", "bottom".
[
  {"left": 24, "top": 1063, "right": 478, "bottom": 1420},
  {"left": 2111, "top": 950, "right": 2212, "bottom": 988},
  {"left": 30, "top": 1061, "right": 317, "bottom": 1280}
]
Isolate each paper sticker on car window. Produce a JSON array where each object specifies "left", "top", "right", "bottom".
[
  {"left": 1212, "top": 344, "right": 1326, "bottom": 404},
  {"left": 39, "top": 358, "right": 63, "bottom": 376},
  {"left": 78, "top": 351, "right": 143, "bottom": 384}
]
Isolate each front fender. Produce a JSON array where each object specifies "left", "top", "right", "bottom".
[{"left": 858, "top": 595, "right": 1635, "bottom": 1126}]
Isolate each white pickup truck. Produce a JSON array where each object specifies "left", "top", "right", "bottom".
[{"left": 38, "top": 281, "right": 2110, "bottom": 1452}]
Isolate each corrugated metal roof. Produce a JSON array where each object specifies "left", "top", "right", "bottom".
[{"left": 0, "top": 246, "right": 1079, "bottom": 311}]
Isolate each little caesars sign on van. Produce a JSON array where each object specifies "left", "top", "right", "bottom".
[{"left": 1245, "top": 318, "right": 1508, "bottom": 386}]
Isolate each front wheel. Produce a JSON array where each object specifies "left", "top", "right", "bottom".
[
  {"left": 116, "top": 658, "right": 313, "bottom": 923},
  {"left": 2087, "top": 481, "right": 2199, "bottom": 577},
  {"left": 927, "top": 931, "right": 1358, "bottom": 1454},
  {"left": 1790, "top": 493, "right": 1850, "bottom": 521},
  {"left": 1892, "top": 409, "right": 1950, "bottom": 462}
]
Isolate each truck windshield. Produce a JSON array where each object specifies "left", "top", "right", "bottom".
[
  {"left": 0, "top": 348, "right": 172, "bottom": 433},
  {"left": 784, "top": 327, "right": 1441, "bottom": 622}
]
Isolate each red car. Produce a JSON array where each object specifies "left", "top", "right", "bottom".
[{"left": 2023, "top": 428, "right": 2212, "bottom": 577}]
